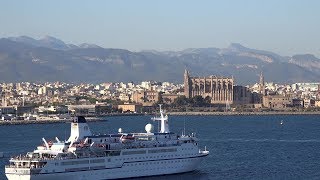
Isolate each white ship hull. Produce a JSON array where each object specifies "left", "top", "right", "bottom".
[
  {"left": 6, "top": 155, "right": 207, "bottom": 180},
  {"left": 6, "top": 111, "right": 209, "bottom": 180}
]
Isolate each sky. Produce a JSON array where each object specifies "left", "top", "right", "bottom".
[{"left": 0, "top": 0, "right": 320, "bottom": 57}]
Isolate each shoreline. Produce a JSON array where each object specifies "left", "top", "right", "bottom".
[
  {"left": 1, "top": 111, "right": 320, "bottom": 126},
  {"left": 0, "top": 118, "right": 102, "bottom": 126},
  {"left": 168, "top": 111, "right": 320, "bottom": 116}
]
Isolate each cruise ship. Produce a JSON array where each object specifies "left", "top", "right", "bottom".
[{"left": 5, "top": 105, "right": 209, "bottom": 180}]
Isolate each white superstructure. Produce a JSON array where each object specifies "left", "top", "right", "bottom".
[{"left": 5, "top": 105, "right": 209, "bottom": 180}]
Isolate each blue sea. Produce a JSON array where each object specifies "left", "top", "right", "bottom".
[{"left": 1, "top": 115, "right": 320, "bottom": 180}]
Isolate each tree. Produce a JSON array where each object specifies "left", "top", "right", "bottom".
[
  {"left": 204, "top": 96, "right": 212, "bottom": 105},
  {"left": 190, "top": 95, "right": 205, "bottom": 107},
  {"left": 173, "top": 95, "right": 189, "bottom": 107}
]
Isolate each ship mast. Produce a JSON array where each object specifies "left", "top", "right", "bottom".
[{"left": 152, "top": 104, "right": 170, "bottom": 133}]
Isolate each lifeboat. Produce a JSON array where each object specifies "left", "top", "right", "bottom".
[
  {"left": 120, "top": 134, "right": 135, "bottom": 143},
  {"left": 37, "top": 146, "right": 46, "bottom": 150}
]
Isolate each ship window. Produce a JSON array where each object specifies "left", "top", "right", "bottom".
[
  {"left": 90, "top": 159, "right": 105, "bottom": 164},
  {"left": 32, "top": 153, "right": 40, "bottom": 158}
]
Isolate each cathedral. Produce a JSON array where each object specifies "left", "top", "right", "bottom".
[{"left": 184, "top": 70, "right": 234, "bottom": 104}]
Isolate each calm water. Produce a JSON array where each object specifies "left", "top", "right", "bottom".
[{"left": 1, "top": 115, "right": 320, "bottom": 180}]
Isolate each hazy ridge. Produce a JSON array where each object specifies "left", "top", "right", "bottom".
[{"left": 0, "top": 36, "right": 319, "bottom": 84}]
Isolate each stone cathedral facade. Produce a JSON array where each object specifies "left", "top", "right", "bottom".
[{"left": 184, "top": 70, "right": 234, "bottom": 104}]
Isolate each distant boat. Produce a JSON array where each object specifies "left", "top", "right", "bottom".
[{"left": 280, "top": 120, "right": 284, "bottom": 125}]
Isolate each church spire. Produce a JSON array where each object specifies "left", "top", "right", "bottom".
[
  {"left": 259, "top": 72, "right": 264, "bottom": 86},
  {"left": 184, "top": 69, "right": 189, "bottom": 78},
  {"left": 259, "top": 72, "right": 265, "bottom": 95}
]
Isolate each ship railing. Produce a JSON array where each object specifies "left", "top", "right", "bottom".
[
  {"left": 10, "top": 155, "right": 60, "bottom": 162},
  {"left": 121, "top": 142, "right": 180, "bottom": 149},
  {"left": 5, "top": 165, "right": 45, "bottom": 169},
  {"left": 9, "top": 154, "right": 105, "bottom": 161},
  {"left": 5, "top": 165, "right": 15, "bottom": 168}
]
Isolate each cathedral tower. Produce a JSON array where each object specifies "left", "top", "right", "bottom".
[
  {"left": 259, "top": 72, "right": 265, "bottom": 96},
  {"left": 184, "top": 69, "right": 191, "bottom": 98}
]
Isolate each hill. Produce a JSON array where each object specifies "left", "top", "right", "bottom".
[{"left": 0, "top": 36, "right": 319, "bottom": 84}]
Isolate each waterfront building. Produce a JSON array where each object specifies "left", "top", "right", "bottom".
[
  {"left": 292, "top": 99, "right": 304, "bottom": 108},
  {"left": 38, "top": 106, "right": 57, "bottom": 113},
  {"left": 304, "top": 99, "right": 315, "bottom": 108},
  {"left": 16, "top": 106, "right": 34, "bottom": 115},
  {"left": 67, "top": 105, "right": 96, "bottom": 115},
  {"left": 314, "top": 100, "right": 320, "bottom": 107},
  {"left": 0, "top": 106, "right": 15, "bottom": 114},
  {"left": 233, "top": 86, "right": 252, "bottom": 105},
  {"left": 184, "top": 70, "right": 234, "bottom": 104},
  {"left": 132, "top": 90, "right": 160, "bottom": 106},
  {"left": 117, "top": 103, "right": 142, "bottom": 113},
  {"left": 262, "top": 95, "right": 293, "bottom": 110}
]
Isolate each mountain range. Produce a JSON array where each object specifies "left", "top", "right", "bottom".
[{"left": 0, "top": 36, "right": 319, "bottom": 85}]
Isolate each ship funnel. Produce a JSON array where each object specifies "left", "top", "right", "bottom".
[{"left": 67, "top": 116, "right": 92, "bottom": 142}]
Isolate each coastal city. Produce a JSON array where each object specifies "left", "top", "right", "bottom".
[
  {"left": 1, "top": 70, "right": 320, "bottom": 122},
  {"left": 2, "top": 1, "right": 320, "bottom": 180}
]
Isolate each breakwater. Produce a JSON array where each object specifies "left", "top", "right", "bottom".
[{"left": 0, "top": 113, "right": 144, "bottom": 126}]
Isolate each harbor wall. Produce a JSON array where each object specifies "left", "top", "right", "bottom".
[{"left": 168, "top": 111, "right": 320, "bottom": 116}]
